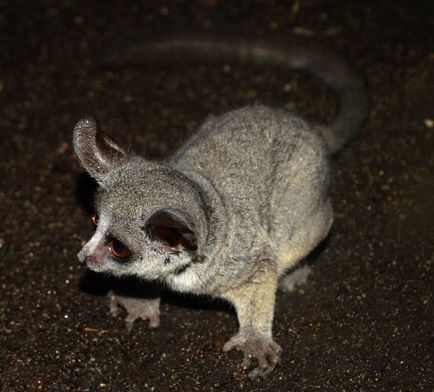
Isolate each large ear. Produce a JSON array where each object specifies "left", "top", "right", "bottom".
[
  {"left": 145, "top": 210, "right": 198, "bottom": 253},
  {"left": 73, "top": 117, "right": 126, "bottom": 180}
]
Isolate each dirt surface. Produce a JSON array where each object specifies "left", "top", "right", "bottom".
[{"left": 0, "top": 1, "right": 433, "bottom": 391}]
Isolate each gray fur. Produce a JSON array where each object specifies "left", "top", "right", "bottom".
[{"left": 74, "top": 38, "right": 368, "bottom": 379}]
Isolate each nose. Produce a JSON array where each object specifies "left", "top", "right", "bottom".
[{"left": 77, "top": 249, "right": 86, "bottom": 264}]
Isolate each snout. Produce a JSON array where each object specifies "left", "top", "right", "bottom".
[
  {"left": 77, "top": 232, "right": 106, "bottom": 268},
  {"left": 77, "top": 249, "right": 86, "bottom": 264}
]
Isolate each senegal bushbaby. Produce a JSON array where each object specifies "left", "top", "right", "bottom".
[{"left": 74, "top": 36, "right": 368, "bottom": 378}]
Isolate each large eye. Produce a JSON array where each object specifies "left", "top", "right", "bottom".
[
  {"left": 91, "top": 213, "right": 98, "bottom": 226},
  {"left": 108, "top": 238, "right": 130, "bottom": 259}
]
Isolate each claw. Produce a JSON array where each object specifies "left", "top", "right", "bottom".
[
  {"left": 125, "top": 314, "right": 136, "bottom": 333},
  {"left": 108, "top": 291, "right": 120, "bottom": 317},
  {"left": 257, "top": 352, "right": 268, "bottom": 369},
  {"left": 248, "top": 363, "right": 276, "bottom": 380},
  {"left": 241, "top": 354, "right": 252, "bottom": 369},
  {"left": 148, "top": 315, "right": 160, "bottom": 329},
  {"left": 223, "top": 335, "right": 240, "bottom": 352},
  {"left": 223, "top": 341, "right": 233, "bottom": 352}
]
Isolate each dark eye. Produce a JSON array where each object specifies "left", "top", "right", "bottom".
[
  {"left": 108, "top": 238, "right": 130, "bottom": 259},
  {"left": 91, "top": 213, "right": 98, "bottom": 226}
]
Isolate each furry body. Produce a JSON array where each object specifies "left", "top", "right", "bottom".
[{"left": 169, "top": 106, "right": 333, "bottom": 293}]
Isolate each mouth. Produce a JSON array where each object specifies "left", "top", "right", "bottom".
[
  {"left": 85, "top": 258, "right": 103, "bottom": 270},
  {"left": 173, "top": 262, "right": 192, "bottom": 276},
  {"left": 84, "top": 260, "right": 114, "bottom": 275}
]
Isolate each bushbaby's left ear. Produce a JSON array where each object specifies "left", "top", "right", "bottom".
[
  {"left": 73, "top": 117, "right": 126, "bottom": 181},
  {"left": 145, "top": 210, "right": 198, "bottom": 253}
]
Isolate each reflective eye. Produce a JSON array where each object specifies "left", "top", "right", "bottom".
[
  {"left": 108, "top": 238, "right": 130, "bottom": 259},
  {"left": 91, "top": 213, "right": 98, "bottom": 226}
]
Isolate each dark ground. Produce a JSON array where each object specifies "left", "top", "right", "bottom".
[{"left": 0, "top": 1, "right": 433, "bottom": 391}]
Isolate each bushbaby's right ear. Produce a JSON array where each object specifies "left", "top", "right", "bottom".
[
  {"left": 73, "top": 117, "right": 126, "bottom": 181},
  {"left": 146, "top": 209, "right": 198, "bottom": 253}
]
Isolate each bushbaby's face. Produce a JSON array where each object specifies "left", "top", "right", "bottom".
[
  {"left": 73, "top": 117, "right": 201, "bottom": 288},
  {"left": 77, "top": 185, "right": 198, "bottom": 282}
]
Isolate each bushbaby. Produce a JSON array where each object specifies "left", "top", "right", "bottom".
[{"left": 74, "top": 35, "right": 368, "bottom": 379}]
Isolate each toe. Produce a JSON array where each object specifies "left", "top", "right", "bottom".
[
  {"left": 148, "top": 315, "right": 160, "bottom": 328},
  {"left": 223, "top": 336, "right": 241, "bottom": 352},
  {"left": 256, "top": 351, "right": 268, "bottom": 369},
  {"left": 241, "top": 353, "right": 252, "bottom": 369}
]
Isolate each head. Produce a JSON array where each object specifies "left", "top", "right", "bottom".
[{"left": 73, "top": 118, "right": 208, "bottom": 288}]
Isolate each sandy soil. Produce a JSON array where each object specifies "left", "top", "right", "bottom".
[{"left": 0, "top": 1, "right": 432, "bottom": 391}]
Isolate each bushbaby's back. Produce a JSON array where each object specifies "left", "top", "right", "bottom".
[{"left": 171, "top": 106, "right": 330, "bottom": 243}]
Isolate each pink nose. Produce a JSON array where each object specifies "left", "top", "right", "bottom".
[{"left": 77, "top": 249, "right": 86, "bottom": 264}]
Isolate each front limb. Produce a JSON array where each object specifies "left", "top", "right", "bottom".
[{"left": 222, "top": 269, "right": 281, "bottom": 379}]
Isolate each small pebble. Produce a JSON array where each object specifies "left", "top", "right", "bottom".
[{"left": 423, "top": 118, "right": 433, "bottom": 128}]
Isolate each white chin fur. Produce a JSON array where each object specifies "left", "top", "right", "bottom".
[{"left": 168, "top": 269, "right": 200, "bottom": 292}]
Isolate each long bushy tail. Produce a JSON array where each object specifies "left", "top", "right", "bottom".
[{"left": 103, "top": 35, "right": 369, "bottom": 154}]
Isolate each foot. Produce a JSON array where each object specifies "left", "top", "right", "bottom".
[
  {"left": 108, "top": 291, "right": 161, "bottom": 331},
  {"left": 223, "top": 332, "right": 282, "bottom": 379},
  {"left": 279, "top": 265, "right": 312, "bottom": 292}
]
